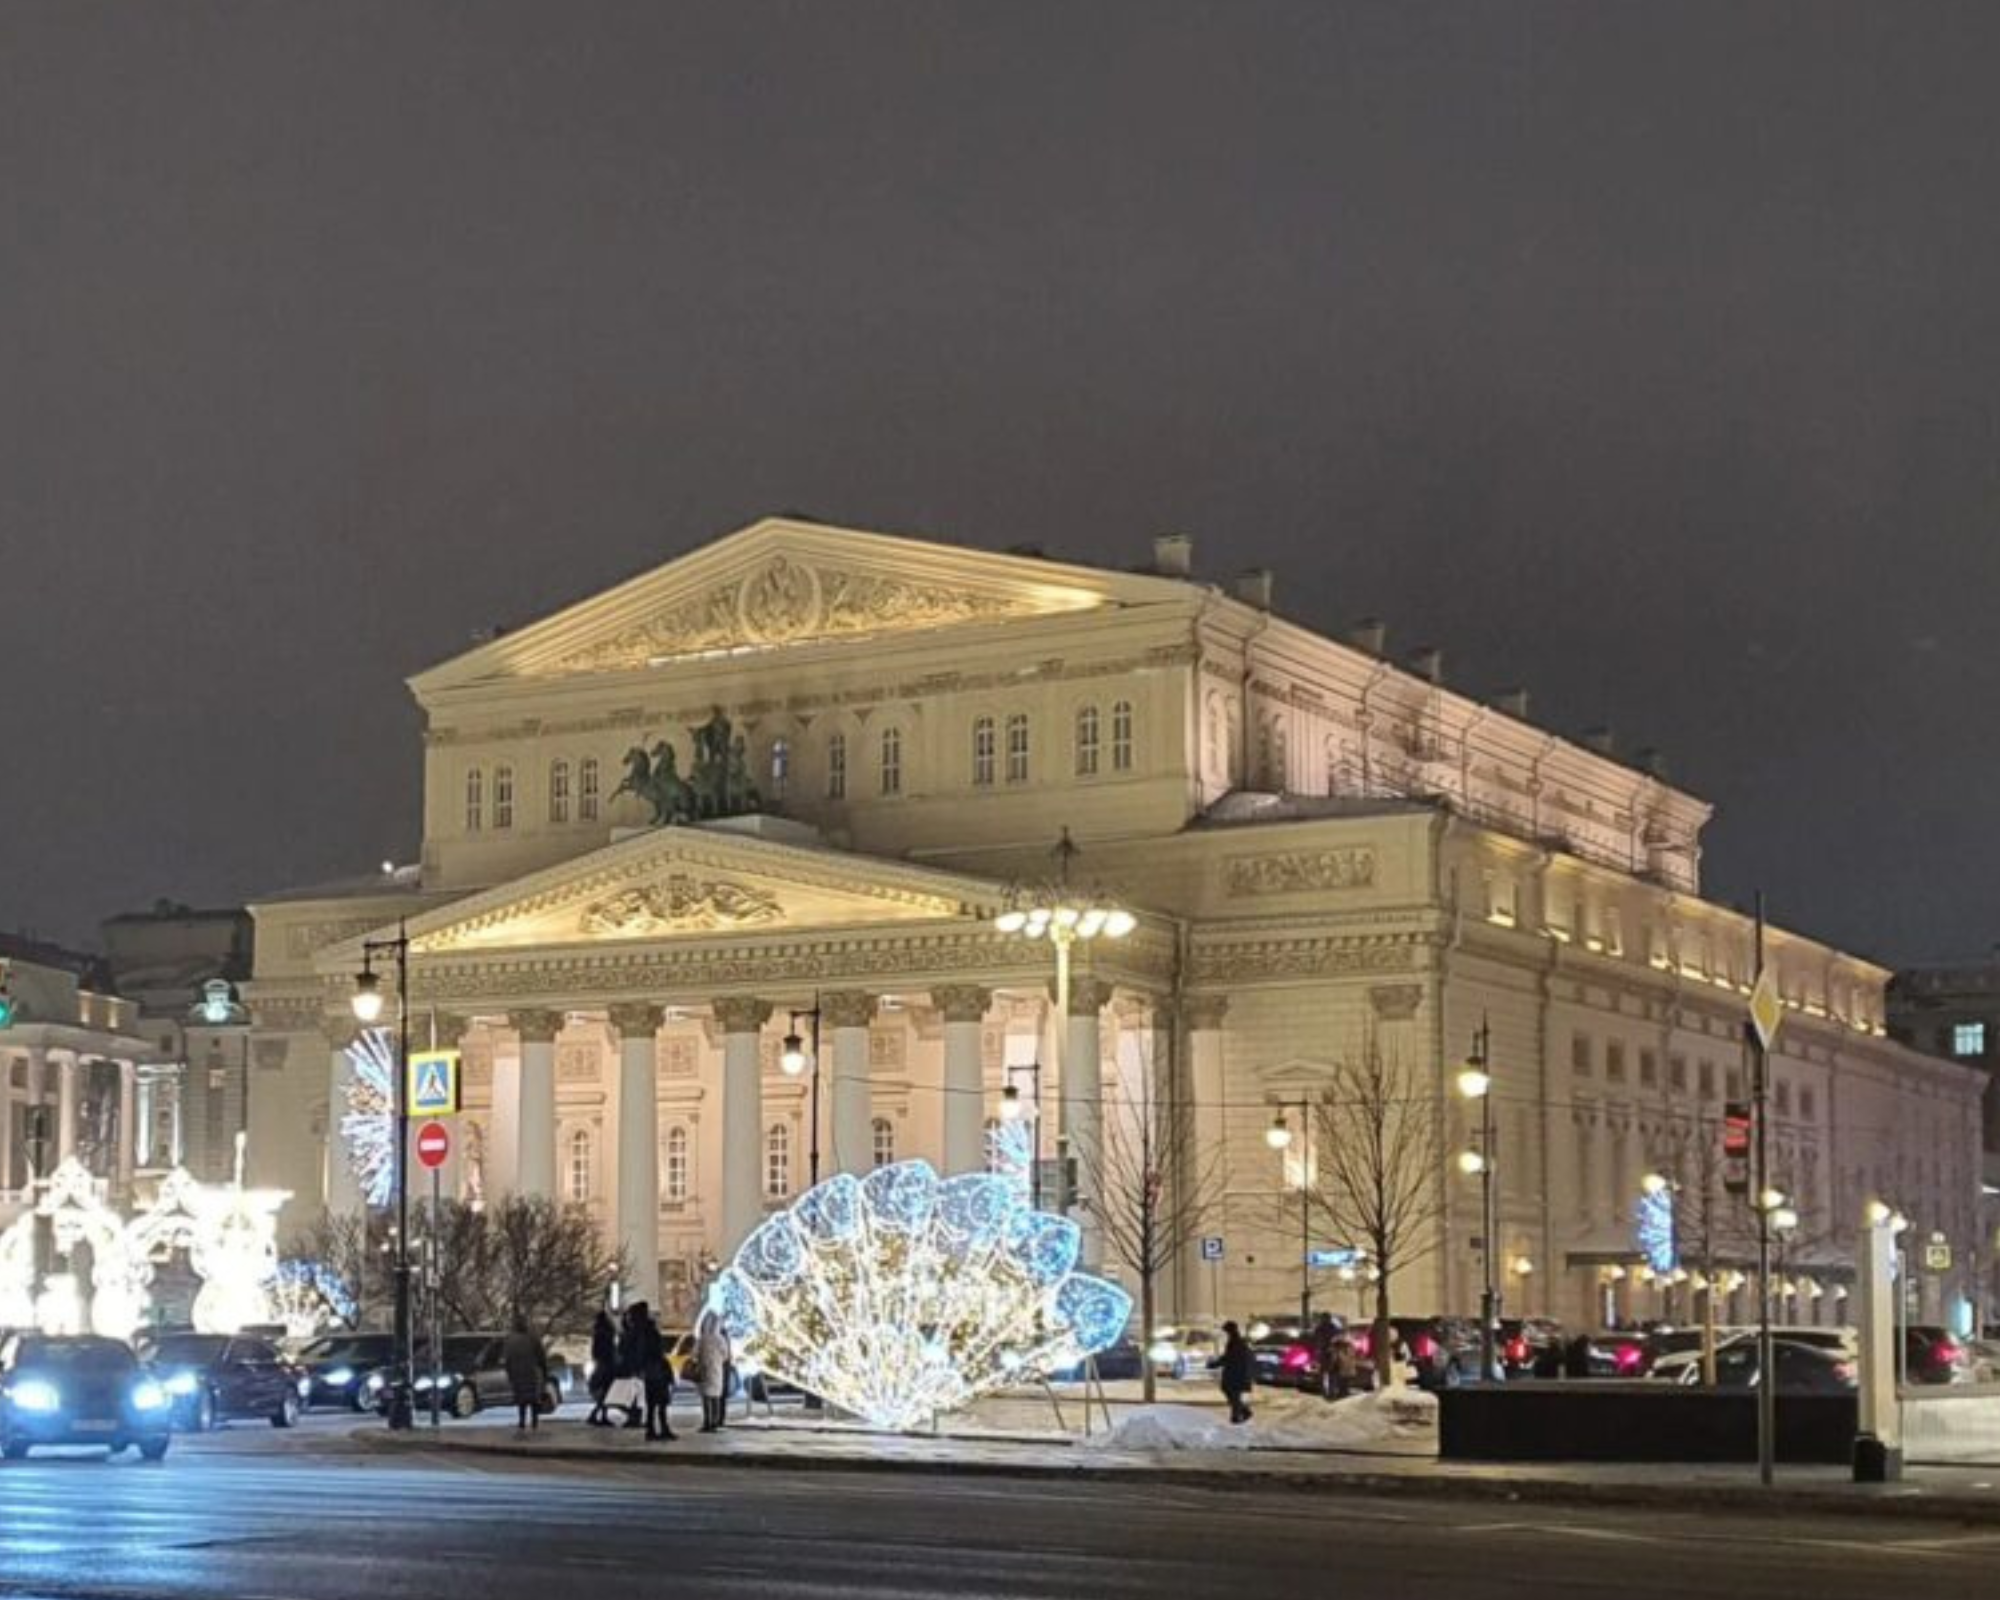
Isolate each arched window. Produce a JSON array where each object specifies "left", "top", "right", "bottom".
[
  {"left": 971, "top": 716, "right": 996, "bottom": 786},
  {"left": 1005, "top": 713, "right": 1030, "bottom": 784},
  {"left": 770, "top": 737, "right": 790, "bottom": 795},
  {"left": 826, "top": 732, "right": 848, "bottom": 800},
  {"left": 1111, "top": 700, "right": 1134, "bottom": 772},
  {"left": 1074, "top": 705, "right": 1100, "bottom": 777},
  {"left": 566, "top": 1129, "right": 593, "bottom": 1204},
  {"left": 579, "top": 757, "right": 601, "bottom": 821},
  {"left": 871, "top": 1117, "right": 896, "bottom": 1169},
  {"left": 662, "top": 1125, "right": 690, "bottom": 1204},
  {"left": 492, "top": 764, "right": 515, "bottom": 829},
  {"left": 765, "top": 1123, "right": 792, "bottom": 1198},
  {"left": 549, "top": 759, "right": 572, "bottom": 823},
  {"left": 879, "top": 726, "right": 903, "bottom": 796},
  {"left": 464, "top": 769, "right": 485, "bottom": 832}
]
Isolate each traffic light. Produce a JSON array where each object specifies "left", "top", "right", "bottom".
[
  {"left": 0, "top": 959, "right": 14, "bottom": 1028},
  {"left": 1721, "top": 1100, "right": 1751, "bottom": 1195}
]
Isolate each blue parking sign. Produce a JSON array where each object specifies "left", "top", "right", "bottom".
[{"left": 1200, "top": 1236, "right": 1225, "bottom": 1263}]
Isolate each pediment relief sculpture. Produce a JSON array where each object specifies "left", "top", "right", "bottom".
[
  {"left": 546, "top": 554, "right": 1059, "bottom": 674},
  {"left": 579, "top": 874, "right": 785, "bottom": 937}
]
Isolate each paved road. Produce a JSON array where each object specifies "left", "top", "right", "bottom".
[{"left": 6, "top": 1433, "right": 2000, "bottom": 1599}]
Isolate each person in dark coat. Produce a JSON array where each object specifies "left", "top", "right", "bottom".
[
  {"left": 634, "top": 1304, "right": 675, "bottom": 1442},
  {"left": 1209, "top": 1320, "right": 1255, "bottom": 1424},
  {"left": 1310, "top": 1314, "right": 1340, "bottom": 1400},
  {"left": 500, "top": 1316, "right": 548, "bottom": 1433},
  {"left": 616, "top": 1304, "right": 646, "bottom": 1428},
  {"left": 586, "top": 1307, "right": 617, "bottom": 1427}
]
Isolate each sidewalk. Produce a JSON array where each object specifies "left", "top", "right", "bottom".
[{"left": 356, "top": 1412, "right": 2000, "bottom": 1523}]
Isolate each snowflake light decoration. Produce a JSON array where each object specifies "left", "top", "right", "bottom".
[
  {"left": 985, "top": 1115, "right": 1035, "bottom": 1201},
  {"left": 344, "top": 1027, "right": 397, "bottom": 1209},
  {"left": 1634, "top": 1184, "right": 1678, "bottom": 1277},
  {"left": 270, "top": 1260, "right": 356, "bottom": 1338},
  {"left": 711, "top": 1159, "right": 1132, "bottom": 1432}
]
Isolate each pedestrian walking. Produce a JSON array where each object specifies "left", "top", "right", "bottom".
[
  {"left": 1330, "top": 1334, "right": 1360, "bottom": 1401},
  {"left": 1310, "top": 1313, "right": 1339, "bottom": 1401},
  {"left": 696, "top": 1307, "right": 731, "bottom": 1433},
  {"left": 586, "top": 1306, "right": 617, "bottom": 1427},
  {"left": 1209, "top": 1319, "right": 1254, "bottom": 1425},
  {"left": 500, "top": 1315, "right": 548, "bottom": 1434},
  {"left": 637, "top": 1304, "right": 676, "bottom": 1442},
  {"left": 616, "top": 1304, "right": 647, "bottom": 1427}
]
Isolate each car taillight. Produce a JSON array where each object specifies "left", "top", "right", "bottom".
[
  {"left": 1412, "top": 1335, "right": 1436, "bottom": 1361},
  {"left": 1505, "top": 1337, "right": 1530, "bottom": 1364},
  {"left": 1352, "top": 1333, "right": 1372, "bottom": 1358},
  {"left": 1833, "top": 1361, "right": 1856, "bottom": 1384},
  {"left": 1935, "top": 1339, "right": 1965, "bottom": 1367},
  {"left": 1614, "top": 1344, "right": 1645, "bottom": 1373},
  {"left": 1282, "top": 1344, "right": 1311, "bottom": 1370}
]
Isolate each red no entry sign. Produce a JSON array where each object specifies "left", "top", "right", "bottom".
[{"left": 416, "top": 1121, "right": 451, "bottom": 1170}]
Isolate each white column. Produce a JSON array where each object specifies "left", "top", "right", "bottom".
[
  {"left": 22, "top": 1047, "right": 47, "bottom": 1184},
  {"left": 609, "top": 1003, "right": 666, "bottom": 1308},
  {"left": 1063, "top": 975, "right": 1112, "bottom": 1270},
  {"left": 511, "top": 1009, "right": 564, "bottom": 1200},
  {"left": 1181, "top": 996, "right": 1229, "bottom": 1320},
  {"left": 115, "top": 1062, "right": 137, "bottom": 1192},
  {"left": 488, "top": 1038, "right": 521, "bottom": 1199},
  {"left": 934, "top": 985, "right": 991, "bottom": 1175},
  {"left": 824, "top": 990, "right": 876, "bottom": 1177},
  {"left": 56, "top": 1052, "right": 79, "bottom": 1163},
  {"left": 323, "top": 1024, "right": 362, "bottom": 1214},
  {"left": 716, "top": 997, "right": 772, "bottom": 1257}
]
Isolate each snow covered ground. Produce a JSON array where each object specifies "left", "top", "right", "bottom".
[{"left": 1078, "top": 1388, "right": 1438, "bottom": 1456}]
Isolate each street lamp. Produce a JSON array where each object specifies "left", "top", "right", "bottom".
[
  {"left": 352, "top": 924, "right": 413, "bottom": 1432},
  {"left": 1458, "top": 1018, "right": 1498, "bottom": 1383},
  {"left": 992, "top": 829, "right": 1134, "bottom": 1234},
  {"left": 1266, "top": 1102, "right": 1312, "bottom": 1332},
  {"left": 780, "top": 1004, "right": 822, "bottom": 1187}
]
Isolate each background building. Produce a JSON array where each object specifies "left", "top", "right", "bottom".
[{"left": 245, "top": 515, "right": 1984, "bottom": 1330}]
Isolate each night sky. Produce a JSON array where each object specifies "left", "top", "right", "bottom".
[{"left": 5, "top": 4, "right": 1997, "bottom": 965}]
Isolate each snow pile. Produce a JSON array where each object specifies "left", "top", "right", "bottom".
[{"left": 1082, "top": 1388, "right": 1437, "bottom": 1454}]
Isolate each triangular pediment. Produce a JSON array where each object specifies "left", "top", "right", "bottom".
[
  {"left": 413, "top": 516, "right": 1185, "bottom": 691},
  {"left": 324, "top": 827, "right": 1008, "bottom": 963}
]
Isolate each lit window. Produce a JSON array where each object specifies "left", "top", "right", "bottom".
[
  {"left": 972, "top": 716, "right": 996, "bottom": 786},
  {"left": 579, "top": 757, "right": 601, "bottom": 820},
  {"left": 662, "top": 1125, "right": 689, "bottom": 1204},
  {"left": 765, "top": 1123, "right": 792, "bottom": 1198},
  {"left": 1075, "top": 705, "right": 1100, "bottom": 777},
  {"left": 549, "top": 759, "right": 571, "bottom": 823},
  {"left": 464, "top": 769, "right": 484, "bottom": 832},
  {"left": 1111, "top": 700, "right": 1133, "bottom": 772},
  {"left": 827, "top": 732, "right": 848, "bottom": 800},
  {"left": 1953, "top": 1022, "right": 1986, "bottom": 1057},
  {"left": 880, "top": 727, "right": 902, "bottom": 795},
  {"left": 1005, "top": 713, "right": 1029, "bottom": 784},
  {"left": 566, "top": 1129, "right": 592, "bottom": 1204},
  {"left": 871, "top": 1117, "right": 895, "bottom": 1169},
  {"left": 492, "top": 764, "right": 515, "bottom": 830}
]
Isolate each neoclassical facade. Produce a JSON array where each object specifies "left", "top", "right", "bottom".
[{"left": 244, "top": 517, "right": 1984, "bottom": 1328}]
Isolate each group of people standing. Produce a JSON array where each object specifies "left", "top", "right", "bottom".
[
  {"left": 1210, "top": 1313, "right": 1365, "bottom": 1426},
  {"left": 584, "top": 1303, "right": 735, "bottom": 1441}
]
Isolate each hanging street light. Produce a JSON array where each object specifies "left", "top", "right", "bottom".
[{"left": 1457, "top": 1018, "right": 1498, "bottom": 1383}]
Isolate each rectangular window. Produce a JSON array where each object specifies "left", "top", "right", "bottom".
[
  {"left": 1668, "top": 1055, "right": 1687, "bottom": 1093},
  {"left": 1800, "top": 1086, "right": 1816, "bottom": 1120},
  {"left": 464, "top": 769, "right": 484, "bottom": 832},
  {"left": 1775, "top": 1080, "right": 1792, "bottom": 1116},
  {"left": 972, "top": 717, "right": 996, "bottom": 786},
  {"left": 1639, "top": 1049, "right": 1658, "bottom": 1089},
  {"left": 1571, "top": 1034, "right": 1592, "bottom": 1077},
  {"left": 1075, "top": 706, "right": 1100, "bottom": 777},
  {"left": 1111, "top": 700, "right": 1133, "bottom": 771},
  {"left": 1726, "top": 1066, "right": 1744, "bottom": 1100},
  {"left": 579, "top": 757, "right": 600, "bottom": 820},
  {"left": 1487, "top": 873, "right": 1518, "bottom": 928},
  {"left": 492, "top": 765, "right": 514, "bottom": 829},
  {"left": 1953, "top": 1021, "right": 1986, "bottom": 1057},
  {"left": 1005, "top": 713, "right": 1029, "bottom": 783},
  {"left": 1698, "top": 1060, "right": 1715, "bottom": 1098},
  {"left": 549, "top": 760, "right": 571, "bottom": 824},
  {"left": 1606, "top": 1042, "right": 1626, "bottom": 1083},
  {"left": 827, "top": 733, "right": 847, "bottom": 800},
  {"left": 880, "top": 727, "right": 902, "bottom": 795}
]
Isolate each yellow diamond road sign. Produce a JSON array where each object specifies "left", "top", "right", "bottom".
[{"left": 1748, "top": 968, "right": 1783, "bottom": 1053}]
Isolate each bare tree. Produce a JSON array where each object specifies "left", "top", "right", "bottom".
[
  {"left": 283, "top": 1210, "right": 389, "bottom": 1330},
  {"left": 1303, "top": 1029, "right": 1446, "bottom": 1385},
  {"left": 1081, "top": 1032, "right": 1226, "bottom": 1402},
  {"left": 418, "top": 1197, "right": 624, "bottom": 1339}
]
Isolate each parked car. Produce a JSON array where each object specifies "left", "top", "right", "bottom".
[
  {"left": 1049, "top": 1340, "right": 1146, "bottom": 1383},
  {"left": 1904, "top": 1325, "right": 1972, "bottom": 1385},
  {"left": 1699, "top": 1336, "right": 1857, "bottom": 1393},
  {"left": 1497, "top": 1318, "right": 1565, "bottom": 1379},
  {"left": 136, "top": 1332, "right": 305, "bottom": 1431},
  {"left": 1649, "top": 1326, "right": 1854, "bottom": 1385},
  {"left": 0, "top": 1333, "right": 174, "bottom": 1461},
  {"left": 294, "top": 1332, "right": 398, "bottom": 1412},
  {"left": 365, "top": 1333, "right": 573, "bottom": 1418},
  {"left": 1147, "top": 1325, "right": 1220, "bottom": 1381},
  {"left": 1562, "top": 1329, "right": 1653, "bottom": 1378}
]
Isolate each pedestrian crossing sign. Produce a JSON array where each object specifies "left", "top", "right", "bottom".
[{"left": 408, "top": 1050, "right": 460, "bottom": 1117}]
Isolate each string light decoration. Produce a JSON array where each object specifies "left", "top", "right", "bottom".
[
  {"left": 710, "top": 1159, "right": 1132, "bottom": 1432},
  {"left": 343, "top": 1027, "right": 398, "bottom": 1209},
  {"left": 270, "top": 1259, "right": 358, "bottom": 1338},
  {"left": 986, "top": 1115, "right": 1035, "bottom": 1200},
  {"left": 1634, "top": 1183, "right": 1678, "bottom": 1277}
]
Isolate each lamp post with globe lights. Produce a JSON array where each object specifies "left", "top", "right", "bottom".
[
  {"left": 1456, "top": 1019, "right": 1498, "bottom": 1383},
  {"left": 351, "top": 919, "right": 414, "bottom": 1432}
]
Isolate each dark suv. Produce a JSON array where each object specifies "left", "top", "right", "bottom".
[{"left": 0, "top": 1334, "right": 173, "bottom": 1461}]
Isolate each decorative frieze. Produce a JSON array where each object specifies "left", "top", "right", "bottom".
[
  {"left": 1223, "top": 848, "right": 1377, "bottom": 898},
  {"left": 1189, "top": 935, "right": 1427, "bottom": 985},
  {"left": 1368, "top": 983, "right": 1424, "bottom": 1021},
  {"left": 557, "top": 1041, "right": 601, "bottom": 1082},
  {"left": 284, "top": 917, "right": 385, "bottom": 961},
  {"left": 579, "top": 876, "right": 783, "bottom": 936}
]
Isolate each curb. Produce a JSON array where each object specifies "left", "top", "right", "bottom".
[{"left": 350, "top": 1430, "right": 2000, "bottom": 1524}]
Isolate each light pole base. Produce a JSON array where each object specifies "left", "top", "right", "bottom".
[
  {"left": 1852, "top": 1435, "right": 1903, "bottom": 1483},
  {"left": 386, "top": 1384, "right": 415, "bottom": 1432}
]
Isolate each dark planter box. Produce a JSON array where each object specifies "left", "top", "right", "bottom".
[{"left": 1438, "top": 1382, "right": 1856, "bottom": 1464}]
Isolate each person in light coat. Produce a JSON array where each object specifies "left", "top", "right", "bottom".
[{"left": 696, "top": 1308, "right": 731, "bottom": 1433}]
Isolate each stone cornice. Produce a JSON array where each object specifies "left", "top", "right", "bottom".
[{"left": 1187, "top": 930, "right": 1437, "bottom": 986}]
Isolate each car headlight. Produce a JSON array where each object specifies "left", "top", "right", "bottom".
[
  {"left": 297, "top": 1377, "right": 312, "bottom": 1397},
  {"left": 164, "top": 1371, "right": 202, "bottom": 1397},
  {"left": 131, "top": 1380, "right": 170, "bottom": 1412},
  {"left": 364, "top": 1372, "right": 385, "bottom": 1391},
  {"left": 10, "top": 1379, "right": 61, "bottom": 1414},
  {"left": 414, "top": 1375, "right": 434, "bottom": 1391},
  {"left": 1149, "top": 1342, "right": 1178, "bottom": 1364},
  {"left": 322, "top": 1367, "right": 354, "bottom": 1386}
]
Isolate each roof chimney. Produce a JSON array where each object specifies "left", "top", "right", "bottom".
[
  {"left": 1232, "top": 568, "right": 1273, "bottom": 611},
  {"left": 1152, "top": 533, "right": 1194, "bottom": 578},
  {"left": 1581, "top": 725, "right": 1616, "bottom": 757},
  {"left": 1350, "top": 618, "right": 1388, "bottom": 656},
  {"left": 1408, "top": 646, "right": 1443, "bottom": 685},
  {"left": 1494, "top": 687, "right": 1530, "bottom": 719}
]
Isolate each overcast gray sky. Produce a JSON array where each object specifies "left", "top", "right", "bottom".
[{"left": 3, "top": 3, "right": 1996, "bottom": 964}]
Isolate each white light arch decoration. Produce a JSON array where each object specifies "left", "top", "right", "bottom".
[{"left": 343, "top": 1027, "right": 397, "bottom": 1209}]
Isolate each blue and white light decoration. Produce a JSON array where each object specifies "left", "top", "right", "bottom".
[
  {"left": 986, "top": 1114, "right": 1035, "bottom": 1201},
  {"left": 710, "top": 1159, "right": 1132, "bottom": 1431},
  {"left": 342, "top": 1028, "right": 397, "bottom": 1209},
  {"left": 1634, "top": 1184, "right": 1678, "bottom": 1277}
]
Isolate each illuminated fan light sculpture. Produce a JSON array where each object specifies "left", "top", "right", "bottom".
[
  {"left": 711, "top": 1160, "right": 1132, "bottom": 1432},
  {"left": 342, "top": 1028, "right": 398, "bottom": 1208}
]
